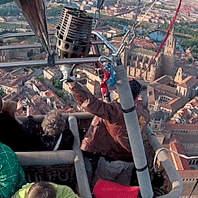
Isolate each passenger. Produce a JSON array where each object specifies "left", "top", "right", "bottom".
[
  {"left": 39, "top": 109, "right": 74, "bottom": 151},
  {"left": 11, "top": 181, "right": 81, "bottom": 198},
  {"left": 65, "top": 78, "right": 151, "bottom": 187},
  {"left": 21, "top": 105, "right": 42, "bottom": 151},
  {"left": 0, "top": 99, "right": 30, "bottom": 151},
  {"left": 0, "top": 141, "right": 26, "bottom": 198},
  {"left": 2, "top": 100, "right": 23, "bottom": 124}
]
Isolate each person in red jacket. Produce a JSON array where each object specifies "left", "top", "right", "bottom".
[{"left": 66, "top": 78, "right": 151, "bottom": 188}]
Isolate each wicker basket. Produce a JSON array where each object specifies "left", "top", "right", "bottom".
[{"left": 22, "top": 164, "right": 77, "bottom": 191}]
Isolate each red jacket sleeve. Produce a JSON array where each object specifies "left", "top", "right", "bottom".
[{"left": 70, "top": 82, "right": 120, "bottom": 121}]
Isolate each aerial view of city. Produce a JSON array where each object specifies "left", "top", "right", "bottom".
[{"left": 0, "top": 0, "right": 198, "bottom": 197}]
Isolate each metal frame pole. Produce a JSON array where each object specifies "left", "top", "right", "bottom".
[
  {"left": 93, "top": 31, "right": 153, "bottom": 197},
  {"left": 114, "top": 63, "right": 153, "bottom": 198},
  {"left": 0, "top": 57, "right": 107, "bottom": 69},
  {"left": 145, "top": 126, "right": 183, "bottom": 198}
]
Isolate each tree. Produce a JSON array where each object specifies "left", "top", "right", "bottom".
[{"left": 38, "top": 75, "right": 44, "bottom": 82}]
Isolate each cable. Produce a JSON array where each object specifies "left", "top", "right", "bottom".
[
  {"left": 135, "top": 0, "right": 182, "bottom": 79},
  {"left": 134, "top": 0, "right": 142, "bottom": 23},
  {"left": 93, "top": 0, "right": 106, "bottom": 29},
  {"left": 97, "top": 0, "right": 105, "bottom": 10},
  {"left": 153, "top": 147, "right": 198, "bottom": 173},
  {"left": 116, "top": 0, "right": 159, "bottom": 55},
  {"left": 134, "top": 0, "right": 159, "bottom": 29}
]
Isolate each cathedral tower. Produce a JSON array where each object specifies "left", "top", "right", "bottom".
[{"left": 162, "top": 28, "right": 176, "bottom": 76}]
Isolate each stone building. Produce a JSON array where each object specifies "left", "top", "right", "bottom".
[
  {"left": 176, "top": 75, "right": 198, "bottom": 98},
  {"left": 147, "top": 75, "right": 189, "bottom": 116},
  {"left": 43, "top": 67, "right": 62, "bottom": 80},
  {"left": 149, "top": 110, "right": 168, "bottom": 133},
  {"left": 125, "top": 29, "right": 176, "bottom": 82},
  {"left": 160, "top": 124, "right": 198, "bottom": 197},
  {"left": 174, "top": 67, "right": 198, "bottom": 98},
  {"left": 0, "top": 68, "right": 33, "bottom": 96},
  {"left": 126, "top": 48, "right": 163, "bottom": 82},
  {"left": 79, "top": 67, "right": 101, "bottom": 97},
  {"left": 0, "top": 42, "right": 30, "bottom": 62},
  {"left": 147, "top": 71, "right": 198, "bottom": 117},
  {"left": 162, "top": 124, "right": 198, "bottom": 168},
  {"left": 171, "top": 97, "right": 198, "bottom": 124},
  {"left": 162, "top": 29, "right": 176, "bottom": 76}
]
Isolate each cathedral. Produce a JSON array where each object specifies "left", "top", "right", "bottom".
[{"left": 126, "top": 29, "right": 176, "bottom": 82}]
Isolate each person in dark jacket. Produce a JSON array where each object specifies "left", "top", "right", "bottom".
[
  {"left": 39, "top": 109, "right": 74, "bottom": 151},
  {"left": 66, "top": 79, "right": 152, "bottom": 188},
  {"left": 0, "top": 99, "right": 33, "bottom": 152}
]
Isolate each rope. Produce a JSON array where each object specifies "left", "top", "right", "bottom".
[
  {"left": 153, "top": 147, "right": 198, "bottom": 173},
  {"left": 135, "top": 0, "right": 182, "bottom": 79}
]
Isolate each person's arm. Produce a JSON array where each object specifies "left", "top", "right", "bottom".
[
  {"left": 116, "top": 100, "right": 151, "bottom": 152},
  {"left": 0, "top": 160, "right": 21, "bottom": 198},
  {"left": 68, "top": 82, "right": 120, "bottom": 121}
]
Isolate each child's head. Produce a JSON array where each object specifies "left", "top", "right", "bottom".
[
  {"left": 27, "top": 181, "right": 56, "bottom": 198},
  {"left": 41, "top": 109, "right": 66, "bottom": 136}
]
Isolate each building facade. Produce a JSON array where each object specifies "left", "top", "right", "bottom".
[
  {"left": 126, "top": 48, "right": 163, "bottom": 82},
  {"left": 125, "top": 29, "right": 176, "bottom": 82}
]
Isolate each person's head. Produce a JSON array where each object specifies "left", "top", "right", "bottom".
[
  {"left": 2, "top": 100, "right": 17, "bottom": 117},
  {"left": 41, "top": 109, "right": 66, "bottom": 136},
  {"left": 129, "top": 79, "right": 141, "bottom": 100},
  {"left": 27, "top": 181, "right": 56, "bottom": 198}
]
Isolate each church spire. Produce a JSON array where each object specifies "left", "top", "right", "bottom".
[
  {"left": 174, "top": 67, "right": 183, "bottom": 84},
  {"left": 164, "top": 27, "right": 176, "bottom": 56},
  {"left": 162, "top": 26, "right": 176, "bottom": 76}
]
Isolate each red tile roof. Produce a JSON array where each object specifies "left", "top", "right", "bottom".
[
  {"left": 178, "top": 170, "right": 198, "bottom": 179},
  {"left": 169, "top": 139, "right": 191, "bottom": 170},
  {"left": 165, "top": 123, "right": 198, "bottom": 131},
  {"left": 44, "top": 90, "right": 55, "bottom": 98},
  {"left": 178, "top": 76, "right": 198, "bottom": 88},
  {"left": 178, "top": 170, "right": 198, "bottom": 196}
]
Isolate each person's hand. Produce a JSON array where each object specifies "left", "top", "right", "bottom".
[
  {"left": 26, "top": 105, "right": 31, "bottom": 117},
  {"left": 60, "top": 66, "right": 76, "bottom": 82},
  {"left": 17, "top": 100, "right": 23, "bottom": 110},
  {"left": 61, "top": 75, "right": 76, "bottom": 82}
]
